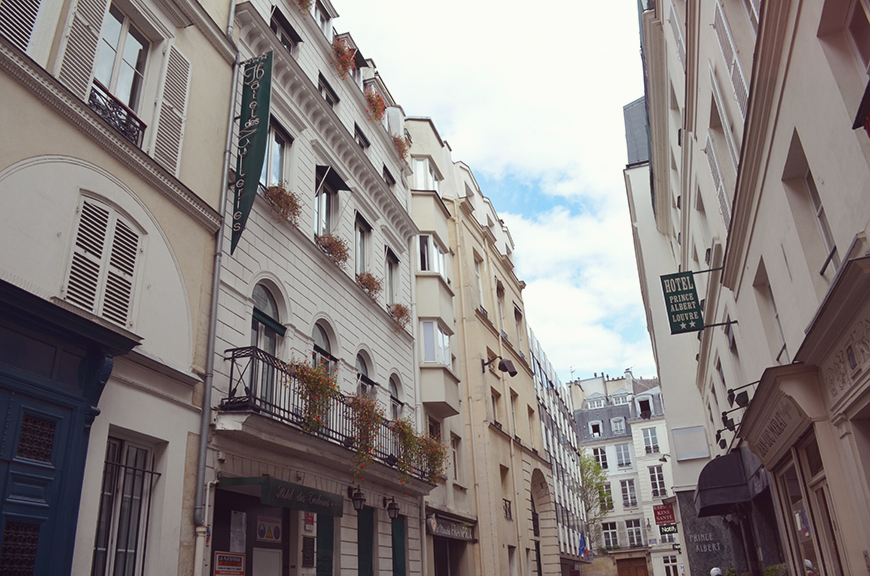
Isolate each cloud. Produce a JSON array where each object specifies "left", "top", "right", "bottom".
[{"left": 332, "top": 0, "right": 656, "bottom": 381}]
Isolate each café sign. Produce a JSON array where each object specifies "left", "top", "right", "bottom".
[
  {"left": 426, "top": 516, "right": 475, "bottom": 541},
  {"left": 661, "top": 271, "right": 705, "bottom": 334}
]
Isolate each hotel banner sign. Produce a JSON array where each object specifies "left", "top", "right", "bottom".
[
  {"left": 661, "top": 271, "right": 704, "bottom": 334},
  {"left": 231, "top": 51, "right": 273, "bottom": 254}
]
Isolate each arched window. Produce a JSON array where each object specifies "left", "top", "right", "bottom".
[
  {"left": 250, "top": 284, "right": 284, "bottom": 405},
  {"left": 312, "top": 322, "right": 336, "bottom": 368},
  {"left": 356, "top": 353, "right": 370, "bottom": 395},
  {"left": 389, "top": 375, "right": 402, "bottom": 420}
]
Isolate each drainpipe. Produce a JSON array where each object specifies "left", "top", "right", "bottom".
[{"left": 193, "top": 4, "right": 240, "bottom": 575}]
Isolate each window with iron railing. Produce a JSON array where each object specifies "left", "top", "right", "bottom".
[{"left": 503, "top": 499, "right": 512, "bottom": 520}]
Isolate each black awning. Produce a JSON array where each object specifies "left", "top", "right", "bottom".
[
  {"left": 694, "top": 451, "right": 751, "bottom": 517},
  {"left": 316, "top": 165, "right": 351, "bottom": 193}
]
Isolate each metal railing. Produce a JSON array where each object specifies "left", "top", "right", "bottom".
[
  {"left": 88, "top": 80, "right": 146, "bottom": 146},
  {"left": 220, "top": 346, "right": 430, "bottom": 481}
]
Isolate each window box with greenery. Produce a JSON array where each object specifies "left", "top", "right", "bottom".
[
  {"left": 331, "top": 37, "right": 355, "bottom": 80},
  {"left": 418, "top": 433, "right": 448, "bottom": 485},
  {"left": 263, "top": 182, "right": 301, "bottom": 227},
  {"left": 290, "top": 0, "right": 312, "bottom": 15},
  {"left": 392, "top": 416, "right": 418, "bottom": 486},
  {"left": 365, "top": 89, "right": 386, "bottom": 123},
  {"left": 356, "top": 272, "right": 382, "bottom": 302},
  {"left": 388, "top": 303, "right": 411, "bottom": 333},
  {"left": 316, "top": 233, "right": 350, "bottom": 269},
  {"left": 392, "top": 134, "right": 410, "bottom": 161}
]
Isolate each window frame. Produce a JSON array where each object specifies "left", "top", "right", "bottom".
[
  {"left": 616, "top": 443, "right": 631, "bottom": 467},
  {"left": 643, "top": 428, "right": 660, "bottom": 453},
  {"left": 318, "top": 73, "right": 339, "bottom": 108},
  {"left": 259, "top": 120, "right": 292, "bottom": 188},
  {"left": 602, "top": 521, "right": 618, "bottom": 548},
  {"left": 314, "top": 174, "right": 336, "bottom": 237},
  {"left": 621, "top": 479, "right": 637, "bottom": 508},
  {"left": 411, "top": 157, "right": 440, "bottom": 192},
  {"left": 421, "top": 320, "right": 450, "bottom": 365},
  {"left": 94, "top": 3, "right": 150, "bottom": 113},
  {"left": 626, "top": 519, "right": 643, "bottom": 547},
  {"left": 354, "top": 215, "right": 371, "bottom": 276},
  {"left": 593, "top": 447, "right": 608, "bottom": 470},
  {"left": 91, "top": 435, "right": 160, "bottom": 576},
  {"left": 650, "top": 465, "right": 666, "bottom": 497}
]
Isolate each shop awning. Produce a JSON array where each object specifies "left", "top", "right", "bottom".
[
  {"left": 694, "top": 451, "right": 751, "bottom": 517},
  {"left": 219, "top": 476, "right": 344, "bottom": 516}
]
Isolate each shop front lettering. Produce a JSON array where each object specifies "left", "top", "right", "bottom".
[
  {"left": 755, "top": 401, "right": 796, "bottom": 458},
  {"left": 687, "top": 533, "right": 721, "bottom": 553}
]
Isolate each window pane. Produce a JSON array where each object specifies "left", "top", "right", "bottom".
[
  {"left": 422, "top": 322, "right": 435, "bottom": 361},
  {"left": 419, "top": 236, "right": 430, "bottom": 271}
]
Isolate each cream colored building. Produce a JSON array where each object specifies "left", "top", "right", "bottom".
[
  {"left": 406, "top": 117, "right": 561, "bottom": 576},
  {"left": 634, "top": 1, "right": 870, "bottom": 576},
  {"left": 0, "top": 0, "right": 232, "bottom": 573}
]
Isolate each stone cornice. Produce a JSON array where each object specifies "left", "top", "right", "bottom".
[
  {"left": 235, "top": 5, "right": 418, "bottom": 242},
  {"left": 0, "top": 38, "right": 221, "bottom": 232}
]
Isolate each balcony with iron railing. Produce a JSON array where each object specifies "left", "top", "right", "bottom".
[
  {"left": 219, "top": 346, "right": 432, "bottom": 482},
  {"left": 88, "top": 80, "right": 146, "bottom": 147}
]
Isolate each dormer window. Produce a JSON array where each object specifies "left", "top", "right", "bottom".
[{"left": 589, "top": 421, "right": 602, "bottom": 437}]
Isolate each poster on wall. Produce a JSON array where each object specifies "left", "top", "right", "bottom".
[
  {"left": 230, "top": 511, "right": 246, "bottom": 553},
  {"left": 214, "top": 552, "right": 245, "bottom": 575},
  {"left": 257, "top": 516, "right": 282, "bottom": 542}
]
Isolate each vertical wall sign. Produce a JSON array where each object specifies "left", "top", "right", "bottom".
[
  {"left": 661, "top": 271, "right": 704, "bottom": 334},
  {"left": 230, "top": 51, "right": 273, "bottom": 254}
]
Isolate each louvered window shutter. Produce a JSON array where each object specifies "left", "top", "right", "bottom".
[
  {"left": 65, "top": 199, "right": 140, "bottom": 328},
  {"left": 58, "top": 0, "right": 110, "bottom": 100},
  {"left": 0, "top": 0, "right": 41, "bottom": 53},
  {"left": 153, "top": 46, "right": 191, "bottom": 175}
]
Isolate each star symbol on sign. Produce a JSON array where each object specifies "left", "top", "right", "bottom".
[
  {"left": 689, "top": 321, "right": 696, "bottom": 328},
  {"left": 680, "top": 323, "right": 687, "bottom": 329}
]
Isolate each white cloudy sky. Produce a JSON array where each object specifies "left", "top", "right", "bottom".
[{"left": 335, "top": 0, "right": 656, "bottom": 382}]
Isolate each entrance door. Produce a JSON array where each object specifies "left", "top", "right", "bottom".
[
  {"left": 252, "top": 547, "right": 281, "bottom": 576},
  {"left": 617, "top": 557, "right": 650, "bottom": 576}
]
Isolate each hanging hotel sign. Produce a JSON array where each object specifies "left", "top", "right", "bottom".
[
  {"left": 230, "top": 51, "right": 273, "bottom": 254},
  {"left": 661, "top": 271, "right": 704, "bottom": 334}
]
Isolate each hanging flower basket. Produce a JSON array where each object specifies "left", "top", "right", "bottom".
[
  {"left": 388, "top": 303, "right": 411, "bottom": 333},
  {"left": 316, "top": 234, "right": 350, "bottom": 269},
  {"left": 290, "top": 0, "right": 312, "bottom": 15},
  {"left": 419, "top": 433, "right": 448, "bottom": 485},
  {"left": 392, "top": 134, "right": 411, "bottom": 161},
  {"left": 392, "top": 416, "right": 419, "bottom": 486},
  {"left": 349, "top": 393, "right": 385, "bottom": 483},
  {"left": 263, "top": 183, "right": 301, "bottom": 227},
  {"left": 331, "top": 37, "right": 355, "bottom": 80},
  {"left": 291, "top": 361, "right": 338, "bottom": 433},
  {"left": 365, "top": 89, "right": 386, "bottom": 123},
  {"left": 356, "top": 272, "right": 383, "bottom": 302}
]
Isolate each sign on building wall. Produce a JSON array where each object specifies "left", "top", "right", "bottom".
[
  {"left": 654, "top": 503, "right": 676, "bottom": 525},
  {"left": 660, "top": 271, "right": 704, "bottom": 334},
  {"left": 231, "top": 51, "right": 273, "bottom": 254}
]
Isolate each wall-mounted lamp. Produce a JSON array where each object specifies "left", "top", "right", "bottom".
[
  {"left": 348, "top": 486, "right": 366, "bottom": 512},
  {"left": 727, "top": 380, "right": 758, "bottom": 408},
  {"left": 721, "top": 407, "right": 744, "bottom": 431},
  {"left": 383, "top": 497, "right": 400, "bottom": 520},
  {"left": 714, "top": 428, "right": 729, "bottom": 450},
  {"left": 482, "top": 355, "right": 518, "bottom": 377},
  {"left": 659, "top": 454, "right": 670, "bottom": 463},
  {"left": 646, "top": 518, "right": 651, "bottom": 530}
]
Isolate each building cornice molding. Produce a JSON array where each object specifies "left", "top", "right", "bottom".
[
  {"left": 154, "top": 0, "right": 236, "bottom": 63},
  {"left": 0, "top": 38, "right": 221, "bottom": 232},
  {"left": 236, "top": 5, "right": 418, "bottom": 242}
]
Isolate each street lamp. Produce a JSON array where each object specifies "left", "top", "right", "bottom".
[
  {"left": 348, "top": 486, "right": 366, "bottom": 512},
  {"left": 383, "top": 496, "right": 400, "bottom": 520}
]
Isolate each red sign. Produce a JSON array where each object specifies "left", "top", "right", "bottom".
[{"left": 654, "top": 504, "right": 675, "bottom": 525}]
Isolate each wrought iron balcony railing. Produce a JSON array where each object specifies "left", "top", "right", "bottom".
[
  {"left": 532, "top": 511, "right": 540, "bottom": 536},
  {"left": 220, "top": 346, "right": 430, "bottom": 482},
  {"left": 88, "top": 80, "right": 146, "bottom": 147}
]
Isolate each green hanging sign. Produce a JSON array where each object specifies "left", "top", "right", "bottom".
[
  {"left": 231, "top": 51, "right": 273, "bottom": 254},
  {"left": 661, "top": 271, "right": 704, "bottom": 334}
]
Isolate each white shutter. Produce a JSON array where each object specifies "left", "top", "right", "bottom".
[
  {"left": 153, "top": 45, "right": 191, "bottom": 175},
  {"left": 102, "top": 218, "right": 138, "bottom": 326},
  {"left": 0, "top": 0, "right": 41, "bottom": 53},
  {"left": 65, "top": 199, "right": 140, "bottom": 327},
  {"left": 58, "top": 0, "right": 110, "bottom": 99},
  {"left": 66, "top": 200, "right": 110, "bottom": 313}
]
